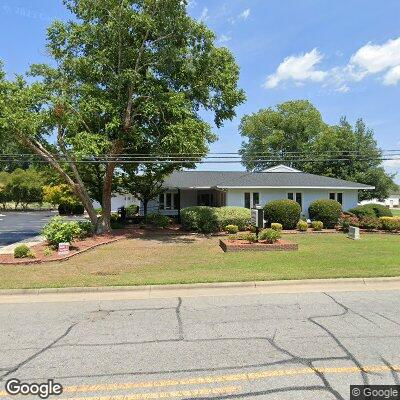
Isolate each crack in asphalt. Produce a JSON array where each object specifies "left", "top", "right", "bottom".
[
  {"left": 381, "top": 357, "right": 400, "bottom": 385},
  {"left": 374, "top": 312, "right": 400, "bottom": 327},
  {"left": 176, "top": 297, "right": 184, "bottom": 341},
  {"left": 0, "top": 322, "right": 78, "bottom": 382}
]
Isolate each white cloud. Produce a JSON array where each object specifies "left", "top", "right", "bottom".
[
  {"left": 264, "top": 49, "right": 327, "bottom": 89},
  {"left": 199, "top": 7, "right": 208, "bottom": 22},
  {"left": 219, "top": 34, "right": 232, "bottom": 44},
  {"left": 239, "top": 8, "right": 251, "bottom": 20},
  {"left": 264, "top": 37, "right": 400, "bottom": 90}
]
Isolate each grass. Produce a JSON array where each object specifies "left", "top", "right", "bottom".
[
  {"left": 391, "top": 209, "right": 400, "bottom": 216},
  {"left": 0, "top": 233, "right": 399, "bottom": 290}
]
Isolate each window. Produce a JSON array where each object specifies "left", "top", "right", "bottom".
[
  {"left": 329, "top": 192, "right": 343, "bottom": 205},
  {"left": 244, "top": 192, "right": 251, "bottom": 209},
  {"left": 296, "top": 193, "right": 303, "bottom": 209},
  {"left": 253, "top": 193, "right": 260, "bottom": 207},
  {"left": 159, "top": 194, "right": 165, "bottom": 210},
  {"left": 288, "top": 192, "right": 302, "bottom": 209},
  {"left": 166, "top": 193, "right": 172, "bottom": 210}
]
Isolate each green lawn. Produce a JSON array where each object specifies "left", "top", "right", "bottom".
[
  {"left": 1, "top": 233, "right": 399, "bottom": 289},
  {"left": 391, "top": 209, "right": 400, "bottom": 216}
]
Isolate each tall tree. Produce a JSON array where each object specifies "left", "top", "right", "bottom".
[
  {"left": 240, "top": 101, "right": 396, "bottom": 200},
  {"left": 239, "top": 100, "right": 325, "bottom": 171},
  {"left": 0, "top": 0, "right": 245, "bottom": 233}
]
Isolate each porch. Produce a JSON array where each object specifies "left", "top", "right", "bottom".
[{"left": 142, "top": 188, "right": 227, "bottom": 216}]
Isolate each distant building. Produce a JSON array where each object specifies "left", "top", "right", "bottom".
[{"left": 361, "top": 190, "right": 400, "bottom": 208}]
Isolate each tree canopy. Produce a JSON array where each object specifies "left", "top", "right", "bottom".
[
  {"left": 239, "top": 100, "right": 396, "bottom": 200},
  {"left": 0, "top": 0, "right": 245, "bottom": 232}
]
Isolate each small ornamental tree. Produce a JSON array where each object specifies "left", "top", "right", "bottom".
[
  {"left": 308, "top": 199, "right": 342, "bottom": 228},
  {"left": 263, "top": 199, "right": 301, "bottom": 230}
]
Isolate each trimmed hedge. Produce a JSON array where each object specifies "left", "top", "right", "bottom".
[
  {"left": 379, "top": 217, "right": 400, "bottom": 232},
  {"left": 349, "top": 204, "right": 393, "bottom": 218},
  {"left": 308, "top": 199, "right": 342, "bottom": 229},
  {"left": 181, "top": 206, "right": 251, "bottom": 233},
  {"left": 263, "top": 200, "right": 301, "bottom": 230},
  {"left": 311, "top": 221, "right": 323, "bottom": 231},
  {"left": 297, "top": 220, "right": 308, "bottom": 231}
]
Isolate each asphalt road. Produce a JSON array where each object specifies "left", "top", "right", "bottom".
[
  {"left": 1, "top": 290, "right": 399, "bottom": 399},
  {"left": 0, "top": 211, "right": 83, "bottom": 247}
]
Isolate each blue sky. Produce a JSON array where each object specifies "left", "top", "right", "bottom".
[{"left": 1, "top": 0, "right": 399, "bottom": 181}]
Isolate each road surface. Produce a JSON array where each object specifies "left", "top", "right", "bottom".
[{"left": 0, "top": 289, "right": 399, "bottom": 399}]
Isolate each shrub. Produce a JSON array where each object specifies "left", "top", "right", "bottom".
[
  {"left": 225, "top": 225, "right": 239, "bottom": 234},
  {"left": 43, "top": 247, "right": 54, "bottom": 257},
  {"left": 379, "top": 217, "right": 400, "bottom": 232},
  {"left": 349, "top": 204, "right": 393, "bottom": 218},
  {"left": 258, "top": 228, "right": 281, "bottom": 243},
  {"left": 308, "top": 199, "right": 342, "bottom": 228},
  {"left": 271, "top": 223, "right": 283, "bottom": 232},
  {"left": 311, "top": 221, "right": 324, "bottom": 231},
  {"left": 359, "top": 216, "right": 381, "bottom": 231},
  {"left": 14, "top": 244, "right": 35, "bottom": 259},
  {"left": 77, "top": 220, "right": 94, "bottom": 238},
  {"left": 181, "top": 206, "right": 250, "bottom": 233},
  {"left": 42, "top": 217, "right": 83, "bottom": 247},
  {"left": 146, "top": 213, "right": 171, "bottom": 228},
  {"left": 216, "top": 207, "right": 251, "bottom": 231},
  {"left": 58, "top": 202, "right": 84, "bottom": 215},
  {"left": 181, "top": 207, "right": 218, "bottom": 233},
  {"left": 297, "top": 220, "right": 308, "bottom": 232},
  {"left": 126, "top": 204, "right": 139, "bottom": 216},
  {"left": 263, "top": 200, "right": 301, "bottom": 230},
  {"left": 244, "top": 232, "right": 258, "bottom": 243},
  {"left": 338, "top": 214, "right": 360, "bottom": 232}
]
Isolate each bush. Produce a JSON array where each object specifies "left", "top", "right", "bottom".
[
  {"left": 126, "top": 204, "right": 139, "bottom": 216},
  {"left": 349, "top": 204, "right": 393, "bottom": 218},
  {"left": 271, "top": 223, "right": 283, "bottom": 232},
  {"left": 225, "top": 225, "right": 239, "bottom": 234},
  {"left": 244, "top": 232, "right": 258, "bottom": 243},
  {"left": 263, "top": 200, "right": 301, "bottom": 230},
  {"left": 338, "top": 214, "right": 360, "bottom": 232},
  {"left": 216, "top": 207, "right": 251, "bottom": 231},
  {"left": 379, "top": 217, "right": 400, "bottom": 232},
  {"left": 58, "top": 202, "right": 84, "bottom": 215},
  {"left": 77, "top": 220, "right": 94, "bottom": 238},
  {"left": 259, "top": 228, "right": 281, "bottom": 243},
  {"left": 181, "top": 206, "right": 251, "bottom": 233},
  {"left": 14, "top": 244, "right": 35, "bottom": 259},
  {"left": 359, "top": 216, "right": 381, "bottom": 231},
  {"left": 308, "top": 199, "right": 342, "bottom": 229},
  {"left": 146, "top": 213, "right": 171, "bottom": 228},
  {"left": 297, "top": 220, "right": 308, "bottom": 232},
  {"left": 311, "top": 221, "right": 324, "bottom": 231},
  {"left": 42, "top": 217, "right": 83, "bottom": 247}
]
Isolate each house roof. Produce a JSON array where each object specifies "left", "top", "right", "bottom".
[{"left": 163, "top": 170, "right": 375, "bottom": 190}]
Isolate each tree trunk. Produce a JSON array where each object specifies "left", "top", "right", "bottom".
[{"left": 143, "top": 200, "right": 148, "bottom": 217}]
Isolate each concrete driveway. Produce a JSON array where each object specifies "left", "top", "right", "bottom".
[
  {"left": 0, "top": 211, "right": 84, "bottom": 248},
  {"left": 0, "top": 289, "right": 399, "bottom": 399}
]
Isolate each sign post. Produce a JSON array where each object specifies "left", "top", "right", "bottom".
[{"left": 251, "top": 206, "right": 264, "bottom": 239}]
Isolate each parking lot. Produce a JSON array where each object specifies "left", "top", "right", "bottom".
[{"left": 0, "top": 211, "right": 61, "bottom": 247}]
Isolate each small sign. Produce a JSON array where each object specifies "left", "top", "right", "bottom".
[
  {"left": 58, "top": 242, "right": 70, "bottom": 255},
  {"left": 348, "top": 226, "right": 360, "bottom": 240}
]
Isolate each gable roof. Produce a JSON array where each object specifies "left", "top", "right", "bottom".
[{"left": 163, "top": 170, "right": 375, "bottom": 190}]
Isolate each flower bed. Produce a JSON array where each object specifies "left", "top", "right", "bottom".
[{"left": 219, "top": 238, "right": 298, "bottom": 253}]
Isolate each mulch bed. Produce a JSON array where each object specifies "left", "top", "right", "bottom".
[{"left": 220, "top": 239, "right": 298, "bottom": 253}]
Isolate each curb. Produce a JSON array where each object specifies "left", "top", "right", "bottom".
[{"left": 1, "top": 276, "right": 400, "bottom": 297}]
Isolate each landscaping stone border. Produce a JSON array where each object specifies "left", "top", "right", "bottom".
[{"left": 220, "top": 239, "right": 298, "bottom": 253}]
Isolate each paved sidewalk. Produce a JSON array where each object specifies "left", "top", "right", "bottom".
[{"left": 1, "top": 277, "right": 399, "bottom": 304}]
